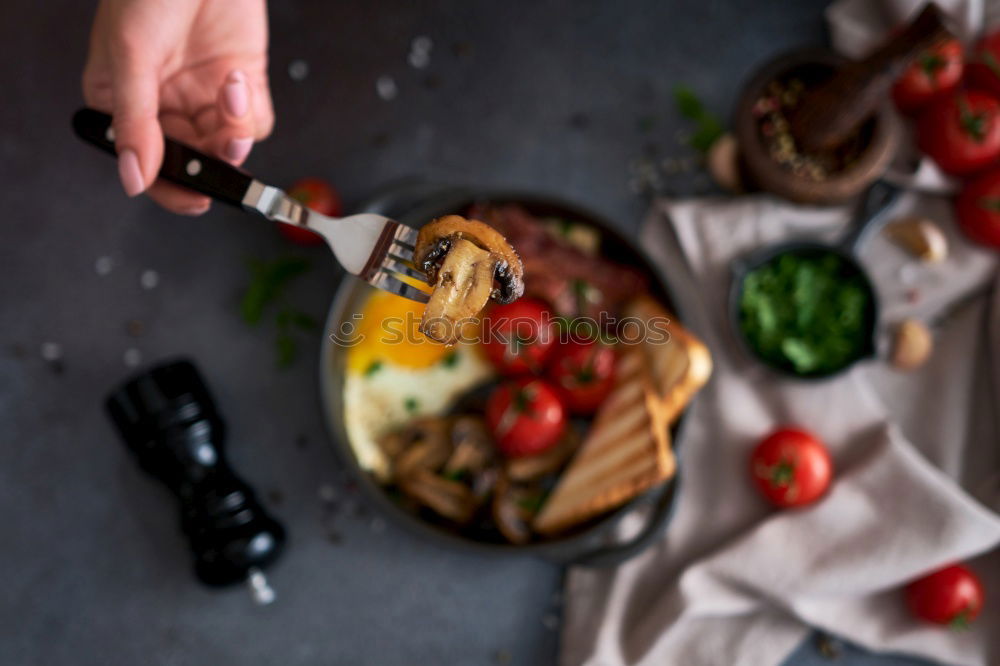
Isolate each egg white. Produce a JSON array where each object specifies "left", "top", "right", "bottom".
[{"left": 342, "top": 345, "right": 494, "bottom": 479}]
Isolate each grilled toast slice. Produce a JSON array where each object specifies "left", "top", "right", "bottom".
[
  {"left": 532, "top": 298, "right": 711, "bottom": 535},
  {"left": 626, "top": 296, "right": 713, "bottom": 425}
]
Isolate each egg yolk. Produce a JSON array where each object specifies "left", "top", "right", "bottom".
[{"left": 347, "top": 290, "right": 450, "bottom": 372}]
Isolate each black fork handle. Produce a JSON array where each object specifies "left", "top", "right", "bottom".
[{"left": 71, "top": 107, "right": 254, "bottom": 208}]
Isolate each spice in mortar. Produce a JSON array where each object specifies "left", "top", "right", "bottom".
[{"left": 754, "top": 76, "right": 870, "bottom": 182}]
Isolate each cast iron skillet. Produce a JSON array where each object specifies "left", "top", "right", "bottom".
[{"left": 319, "top": 183, "right": 692, "bottom": 566}]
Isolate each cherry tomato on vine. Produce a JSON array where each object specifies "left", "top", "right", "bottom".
[
  {"left": 280, "top": 178, "right": 343, "bottom": 245},
  {"left": 482, "top": 298, "right": 557, "bottom": 375},
  {"left": 547, "top": 339, "right": 617, "bottom": 414},
  {"left": 955, "top": 168, "right": 1000, "bottom": 248},
  {"left": 892, "top": 38, "right": 963, "bottom": 113},
  {"left": 916, "top": 91, "right": 1000, "bottom": 176},
  {"left": 905, "top": 564, "right": 984, "bottom": 628},
  {"left": 486, "top": 378, "right": 566, "bottom": 458},
  {"left": 750, "top": 427, "right": 832, "bottom": 507}
]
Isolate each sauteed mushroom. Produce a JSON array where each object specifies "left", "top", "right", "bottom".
[
  {"left": 385, "top": 418, "right": 451, "bottom": 479},
  {"left": 505, "top": 430, "right": 580, "bottom": 482},
  {"left": 444, "top": 415, "right": 495, "bottom": 476},
  {"left": 399, "top": 470, "right": 477, "bottom": 524},
  {"left": 492, "top": 473, "right": 547, "bottom": 545},
  {"left": 414, "top": 215, "right": 525, "bottom": 344}
]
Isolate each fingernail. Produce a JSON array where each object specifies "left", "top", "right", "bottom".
[
  {"left": 225, "top": 136, "right": 253, "bottom": 163},
  {"left": 223, "top": 70, "right": 248, "bottom": 117},
  {"left": 180, "top": 203, "right": 211, "bottom": 216},
  {"left": 117, "top": 149, "right": 145, "bottom": 197}
]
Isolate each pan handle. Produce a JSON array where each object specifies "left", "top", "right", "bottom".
[
  {"left": 838, "top": 179, "right": 902, "bottom": 255},
  {"left": 564, "top": 474, "right": 681, "bottom": 568}
]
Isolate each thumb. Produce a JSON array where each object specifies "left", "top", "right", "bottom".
[{"left": 110, "top": 56, "right": 163, "bottom": 197}]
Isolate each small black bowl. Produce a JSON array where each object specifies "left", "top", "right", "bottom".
[
  {"left": 729, "top": 243, "right": 880, "bottom": 380},
  {"left": 727, "top": 180, "right": 899, "bottom": 380}
]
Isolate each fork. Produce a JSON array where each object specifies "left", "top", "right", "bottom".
[{"left": 72, "top": 108, "right": 430, "bottom": 304}]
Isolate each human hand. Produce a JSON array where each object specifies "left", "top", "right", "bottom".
[{"left": 83, "top": 0, "right": 274, "bottom": 215}]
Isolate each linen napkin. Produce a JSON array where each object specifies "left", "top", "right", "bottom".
[{"left": 559, "top": 190, "right": 1000, "bottom": 666}]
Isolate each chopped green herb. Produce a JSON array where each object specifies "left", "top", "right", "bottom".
[
  {"left": 516, "top": 493, "right": 547, "bottom": 513},
  {"left": 442, "top": 468, "right": 468, "bottom": 482},
  {"left": 673, "top": 84, "right": 725, "bottom": 153},
  {"left": 674, "top": 85, "right": 706, "bottom": 119},
  {"left": 404, "top": 397, "right": 419, "bottom": 413},
  {"left": 440, "top": 351, "right": 460, "bottom": 368},
  {"left": 364, "top": 360, "right": 383, "bottom": 377},
  {"left": 739, "top": 251, "right": 871, "bottom": 375}
]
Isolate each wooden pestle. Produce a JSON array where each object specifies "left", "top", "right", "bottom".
[{"left": 790, "top": 3, "right": 951, "bottom": 153}]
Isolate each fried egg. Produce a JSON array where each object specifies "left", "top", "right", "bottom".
[{"left": 340, "top": 289, "right": 494, "bottom": 478}]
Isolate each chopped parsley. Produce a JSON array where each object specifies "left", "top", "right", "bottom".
[
  {"left": 440, "top": 351, "right": 460, "bottom": 368},
  {"left": 403, "top": 397, "right": 420, "bottom": 413},
  {"left": 673, "top": 85, "right": 725, "bottom": 153},
  {"left": 739, "top": 251, "right": 872, "bottom": 376}
]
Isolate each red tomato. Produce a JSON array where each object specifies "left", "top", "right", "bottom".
[
  {"left": 482, "top": 298, "right": 557, "bottom": 375},
  {"left": 965, "top": 30, "right": 1000, "bottom": 97},
  {"left": 750, "top": 427, "right": 832, "bottom": 507},
  {"left": 892, "top": 39, "right": 964, "bottom": 114},
  {"left": 547, "top": 339, "right": 617, "bottom": 414},
  {"left": 955, "top": 168, "right": 1000, "bottom": 248},
  {"left": 916, "top": 91, "right": 1000, "bottom": 175},
  {"left": 280, "top": 178, "right": 343, "bottom": 245},
  {"left": 486, "top": 378, "right": 566, "bottom": 457},
  {"left": 906, "top": 564, "right": 984, "bottom": 627}
]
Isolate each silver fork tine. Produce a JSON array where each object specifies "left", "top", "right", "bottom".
[
  {"left": 369, "top": 269, "right": 430, "bottom": 303},
  {"left": 393, "top": 224, "right": 420, "bottom": 247},
  {"left": 380, "top": 257, "right": 425, "bottom": 281}
]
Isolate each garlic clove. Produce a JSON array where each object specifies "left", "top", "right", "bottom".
[
  {"left": 890, "top": 319, "right": 933, "bottom": 371},
  {"left": 885, "top": 218, "right": 948, "bottom": 263}
]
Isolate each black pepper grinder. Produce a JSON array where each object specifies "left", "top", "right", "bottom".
[{"left": 106, "top": 359, "right": 286, "bottom": 605}]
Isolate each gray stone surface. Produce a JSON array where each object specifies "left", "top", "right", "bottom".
[{"left": 0, "top": 1, "right": 935, "bottom": 664}]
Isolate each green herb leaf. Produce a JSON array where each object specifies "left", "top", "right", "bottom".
[
  {"left": 241, "top": 257, "right": 310, "bottom": 325},
  {"left": 364, "top": 360, "right": 383, "bottom": 377},
  {"left": 440, "top": 351, "right": 460, "bottom": 368},
  {"left": 290, "top": 311, "right": 318, "bottom": 330},
  {"left": 689, "top": 117, "right": 725, "bottom": 153},
  {"left": 673, "top": 85, "right": 705, "bottom": 120},
  {"left": 275, "top": 333, "right": 297, "bottom": 368},
  {"left": 404, "top": 397, "right": 419, "bottom": 413},
  {"left": 673, "top": 85, "right": 726, "bottom": 154}
]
